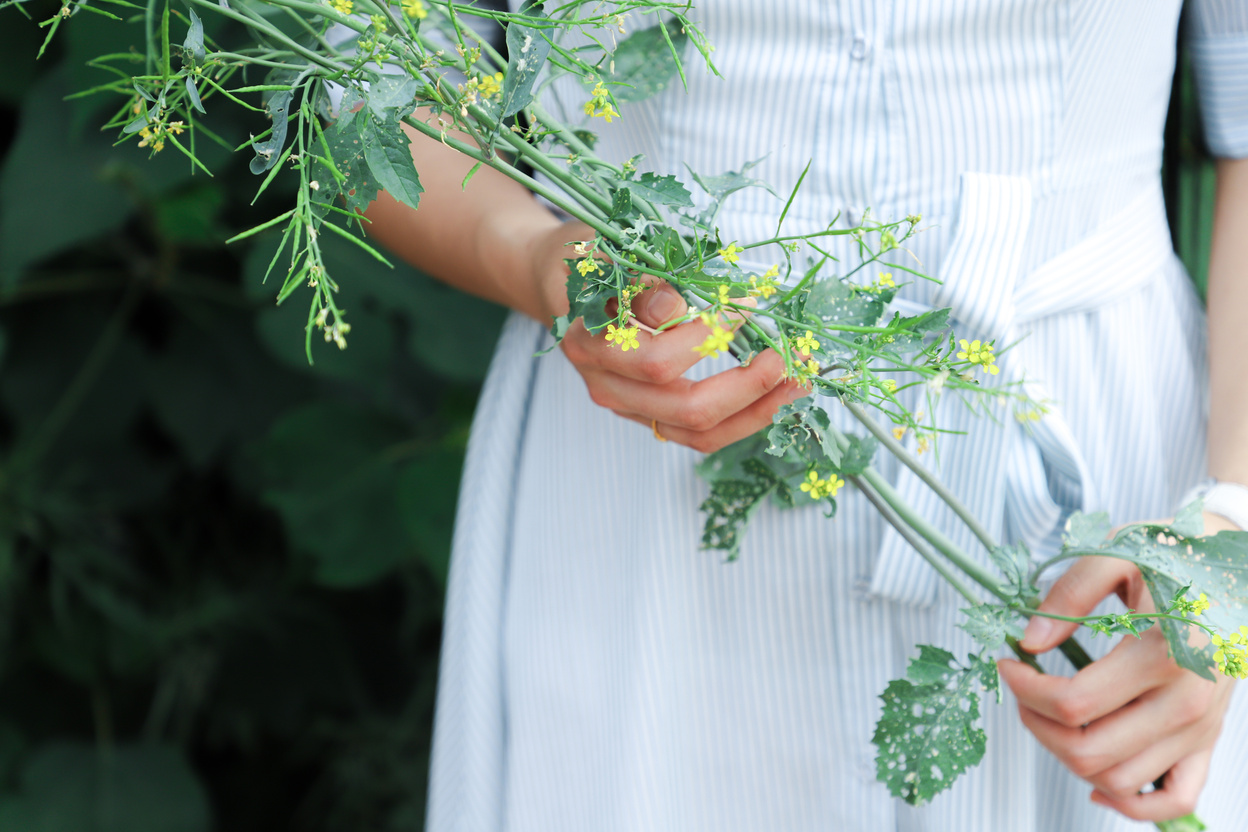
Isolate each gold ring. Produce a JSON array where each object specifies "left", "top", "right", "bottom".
[{"left": 651, "top": 418, "right": 668, "bottom": 442}]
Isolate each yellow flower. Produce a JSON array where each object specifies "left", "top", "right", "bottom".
[
  {"left": 604, "top": 324, "right": 640, "bottom": 352},
  {"left": 401, "top": 0, "right": 427, "bottom": 18},
  {"left": 892, "top": 426, "right": 907, "bottom": 441},
  {"left": 793, "top": 330, "right": 820, "bottom": 357},
  {"left": 474, "top": 72, "right": 504, "bottom": 99},
  {"left": 694, "top": 325, "right": 734, "bottom": 358},
  {"left": 956, "top": 338, "right": 1000, "bottom": 376},
  {"left": 718, "top": 243, "right": 743, "bottom": 264},
  {"left": 800, "top": 470, "right": 845, "bottom": 500},
  {"left": 577, "top": 257, "right": 603, "bottom": 277},
  {"left": 917, "top": 435, "right": 931, "bottom": 455},
  {"left": 330, "top": 0, "right": 353, "bottom": 14},
  {"left": 583, "top": 82, "right": 619, "bottom": 122},
  {"left": 716, "top": 284, "right": 733, "bottom": 305},
  {"left": 877, "top": 272, "right": 895, "bottom": 288},
  {"left": 880, "top": 379, "right": 897, "bottom": 393},
  {"left": 748, "top": 274, "right": 778, "bottom": 299},
  {"left": 805, "top": 358, "right": 820, "bottom": 375},
  {"left": 1213, "top": 626, "right": 1248, "bottom": 678}
]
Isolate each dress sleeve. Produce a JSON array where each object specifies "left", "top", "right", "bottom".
[{"left": 1187, "top": 0, "right": 1248, "bottom": 158}]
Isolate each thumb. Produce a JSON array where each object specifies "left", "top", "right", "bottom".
[
  {"left": 1021, "top": 556, "right": 1137, "bottom": 654},
  {"left": 633, "top": 282, "right": 687, "bottom": 329}
]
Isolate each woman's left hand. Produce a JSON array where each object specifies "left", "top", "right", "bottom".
[{"left": 997, "top": 511, "right": 1239, "bottom": 822}]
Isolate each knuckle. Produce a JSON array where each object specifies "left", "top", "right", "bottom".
[
  {"left": 675, "top": 401, "right": 718, "bottom": 432},
  {"left": 1052, "top": 695, "right": 1092, "bottom": 728},
  {"left": 586, "top": 384, "right": 618, "bottom": 411},
  {"left": 637, "top": 356, "right": 677, "bottom": 384},
  {"left": 1065, "top": 746, "right": 1103, "bottom": 779},
  {"left": 1098, "top": 770, "right": 1142, "bottom": 800},
  {"left": 688, "top": 433, "right": 721, "bottom": 455},
  {"left": 1172, "top": 795, "right": 1199, "bottom": 817}
]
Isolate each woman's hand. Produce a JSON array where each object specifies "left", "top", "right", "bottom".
[
  {"left": 997, "top": 512, "right": 1239, "bottom": 822},
  {"left": 531, "top": 221, "right": 808, "bottom": 454}
]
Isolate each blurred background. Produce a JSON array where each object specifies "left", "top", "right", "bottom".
[{"left": 0, "top": 5, "right": 1219, "bottom": 831}]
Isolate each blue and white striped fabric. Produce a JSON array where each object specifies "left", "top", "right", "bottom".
[{"left": 427, "top": 2, "right": 1248, "bottom": 830}]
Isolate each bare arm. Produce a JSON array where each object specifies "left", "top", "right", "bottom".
[
  {"left": 1206, "top": 157, "right": 1248, "bottom": 487},
  {"left": 363, "top": 113, "right": 565, "bottom": 323}
]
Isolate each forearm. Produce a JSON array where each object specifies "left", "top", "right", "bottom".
[
  {"left": 1205, "top": 157, "right": 1248, "bottom": 484},
  {"left": 362, "top": 110, "right": 565, "bottom": 323}
]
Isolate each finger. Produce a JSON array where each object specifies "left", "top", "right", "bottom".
[
  {"left": 586, "top": 349, "right": 791, "bottom": 431},
  {"left": 562, "top": 318, "right": 713, "bottom": 384},
  {"left": 1088, "top": 719, "right": 1219, "bottom": 801},
  {"left": 1005, "top": 668, "right": 1213, "bottom": 782},
  {"left": 622, "top": 379, "right": 810, "bottom": 454},
  {"left": 1090, "top": 749, "right": 1211, "bottom": 822},
  {"left": 1000, "top": 632, "right": 1178, "bottom": 727},
  {"left": 631, "top": 282, "right": 690, "bottom": 329},
  {"left": 1022, "top": 556, "right": 1141, "bottom": 653}
]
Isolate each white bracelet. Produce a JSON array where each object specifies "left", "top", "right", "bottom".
[{"left": 1178, "top": 478, "right": 1248, "bottom": 532}]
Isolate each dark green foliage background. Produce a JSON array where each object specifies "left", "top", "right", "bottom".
[
  {"left": 0, "top": 6, "right": 1216, "bottom": 831},
  {"left": 0, "top": 6, "right": 506, "bottom": 830}
]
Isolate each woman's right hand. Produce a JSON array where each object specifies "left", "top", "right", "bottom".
[{"left": 529, "top": 222, "right": 808, "bottom": 454}]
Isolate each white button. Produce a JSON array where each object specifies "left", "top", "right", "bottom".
[{"left": 851, "top": 31, "right": 869, "bottom": 60}]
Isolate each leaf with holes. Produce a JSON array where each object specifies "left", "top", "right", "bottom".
[
  {"left": 958, "top": 604, "right": 1024, "bottom": 652},
  {"left": 598, "top": 19, "right": 687, "bottom": 103},
  {"left": 873, "top": 646, "right": 998, "bottom": 805},
  {"left": 500, "top": 2, "right": 553, "bottom": 118}
]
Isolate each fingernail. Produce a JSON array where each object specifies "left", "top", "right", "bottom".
[
  {"left": 1022, "top": 616, "right": 1053, "bottom": 649},
  {"left": 644, "top": 289, "right": 681, "bottom": 324}
]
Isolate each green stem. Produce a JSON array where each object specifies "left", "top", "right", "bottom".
[{"left": 843, "top": 399, "right": 997, "bottom": 552}]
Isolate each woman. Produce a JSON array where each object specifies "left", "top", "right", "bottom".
[{"left": 366, "top": 1, "right": 1248, "bottom": 828}]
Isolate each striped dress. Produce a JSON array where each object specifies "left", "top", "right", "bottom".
[{"left": 427, "top": 1, "right": 1248, "bottom": 830}]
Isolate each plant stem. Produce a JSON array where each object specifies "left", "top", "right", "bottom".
[{"left": 843, "top": 399, "right": 997, "bottom": 552}]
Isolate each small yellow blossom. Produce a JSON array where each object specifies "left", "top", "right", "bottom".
[
  {"left": 1213, "top": 626, "right": 1248, "bottom": 678},
  {"left": 917, "top": 435, "right": 931, "bottom": 455},
  {"left": 716, "top": 284, "right": 734, "bottom": 306},
  {"left": 805, "top": 359, "right": 820, "bottom": 375},
  {"left": 718, "top": 243, "right": 743, "bottom": 264},
  {"left": 957, "top": 338, "right": 1001, "bottom": 375},
  {"left": 577, "top": 257, "right": 603, "bottom": 277},
  {"left": 877, "top": 272, "right": 895, "bottom": 288},
  {"left": 793, "top": 330, "right": 820, "bottom": 357},
  {"left": 330, "top": 0, "right": 353, "bottom": 14},
  {"left": 800, "top": 470, "right": 845, "bottom": 500},
  {"left": 880, "top": 379, "right": 897, "bottom": 393},
  {"left": 583, "top": 82, "right": 619, "bottom": 122},
  {"left": 694, "top": 325, "right": 734, "bottom": 358},
  {"left": 604, "top": 323, "right": 640, "bottom": 352},
  {"left": 748, "top": 274, "right": 778, "bottom": 299},
  {"left": 471, "top": 71, "right": 504, "bottom": 99},
  {"left": 401, "top": 0, "right": 427, "bottom": 17},
  {"left": 1176, "top": 592, "right": 1211, "bottom": 618}
]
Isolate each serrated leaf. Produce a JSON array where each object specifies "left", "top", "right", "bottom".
[
  {"left": 873, "top": 646, "right": 995, "bottom": 805},
  {"left": 600, "top": 19, "right": 687, "bottom": 103},
  {"left": 364, "top": 74, "right": 417, "bottom": 121},
  {"left": 500, "top": 3, "right": 553, "bottom": 118},
  {"left": 765, "top": 399, "right": 840, "bottom": 465},
  {"left": 549, "top": 261, "right": 616, "bottom": 340},
  {"left": 836, "top": 434, "right": 877, "bottom": 476},
  {"left": 958, "top": 604, "right": 1025, "bottom": 651},
  {"left": 621, "top": 172, "right": 693, "bottom": 207},
  {"left": 361, "top": 116, "right": 422, "bottom": 210},
  {"left": 805, "top": 278, "right": 888, "bottom": 329},
  {"left": 687, "top": 158, "right": 778, "bottom": 203},
  {"left": 699, "top": 465, "right": 780, "bottom": 560},
  {"left": 989, "top": 542, "right": 1033, "bottom": 601},
  {"left": 314, "top": 107, "right": 378, "bottom": 215},
  {"left": 1062, "top": 510, "right": 1112, "bottom": 549}
]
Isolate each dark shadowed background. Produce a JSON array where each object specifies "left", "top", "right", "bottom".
[{"left": 0, "top": 5, "right": 1218, "bottom": 830}]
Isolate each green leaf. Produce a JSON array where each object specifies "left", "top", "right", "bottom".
[
  {"left": 182, "top": 7, "right": 206, "bottom": 65},
  {"left": 1171, "top": 498, "right": 1205, "bottom": 539},
  {"left": 958, "top": 604, "right": 1025, "bottom": 651},
  {"left": 550, "top": 261, "right": 616, "bottom": 340},
  {"left": 249, "top": 89, "right": 293, "bottom": 175},
  {"left": 364, "top": 74, "right": 418, "bottom": 121},
  {"left": 805, "top": 278, "right": 888, "bottom": 329},
  {"left": 687, "top": 158, "right": 778, "bottom": 203},
  {"left": 600, "top": 19, "right": 688, "bottom": 103},
  {"left": 248, "top": 402, "right": 416, "bottom": 587},
  {"left": 764, "top": 399, "right": 841, "bottom": 465},
  {"left": 360, "top": 115, "right": 423, "bottom": 211},
  {"left": 500, "top": 3, "right": 553, "bottom": 118},
  {"left": 698, "top": 467, "right": 779, "bottom": 561},
  {"left": 0, "top": 741, "right": 209, "bottom": 832},
  {"left": 989, "top": 543, "right": 1033, "bottom": 601},
  {"left": 835, "top": 434, "right": 878, "bottom": 476},
  {"left": 873, "top": 646, "right": 997, "bottom": 806},
  {"left": 608, "top": 187, "right": 634, "bottom": 220},
  {"left": 620, "top": 172, "right": 694, "bottom": 208},
  {"left": 1062, "top": 510, "right": 1112, "bottom": 549}
]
